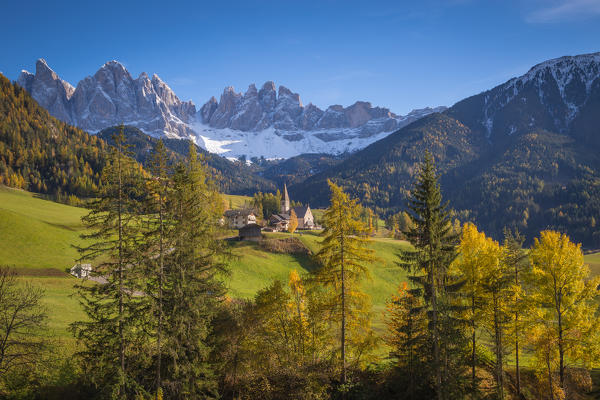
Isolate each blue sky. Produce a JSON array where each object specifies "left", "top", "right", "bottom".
[{"left": 2, "top": 0, "right": 600, "bottom": 114}]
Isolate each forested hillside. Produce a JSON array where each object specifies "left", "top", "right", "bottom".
[
  {"left": 291, "top": 54, "right": 600, "bottom": 248},
  {"left": 0, "top": 74, "right": 105, "bottom": 198},
  {"left": 97, "top": 126, "right": 276, "bottom": 195}
]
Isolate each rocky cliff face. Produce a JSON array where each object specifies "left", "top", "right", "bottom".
[
  {"left": 18, "top": 59, "right": 197, "bottom": 138},
  {"left": 17, "top": 59, "right": 445, "bottom": 159},
  {"left": 18, "top": 59, "right": 75, "bottom": 123},
  {"left": 194, "top": 82, "right": 445, "bottom": 158},
  {"left": 197, "top": 81, "right": 444, "bottom": 136}
]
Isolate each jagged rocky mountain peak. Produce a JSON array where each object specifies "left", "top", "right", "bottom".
[
  {"left": 17, "top": 59, "right": 196, "bottom": 138},
  {"left": 246, "top": 83, "right": 258, "bottom": 96},
  {"left": 194, "top": 80, "right": 446, "bottom": 158},
  {"left": 16, "top": 59, "right": 445, "bottom": 159},
  {"left": 261, "top": 80, "right": 276, "bottom": 91},
  {"left": 35, "top": 58, "right": 59, "bottom": 79}
]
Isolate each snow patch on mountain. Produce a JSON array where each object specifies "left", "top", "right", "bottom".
[
  {"left": 192, "top": 122, "right": 404, "bottom": 160},
  {"left": 479, "top": 52, "right": 600, "bottom": 137},
  {"left": 16, "top": 59, "right": 446, "bottom": 159}
]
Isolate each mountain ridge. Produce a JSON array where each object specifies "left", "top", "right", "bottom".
[
  {"left": 17, "top": 59, "right": 445, "bottom": 159},
  {"left": 291, "top": 51, "right": 600, "bottom": 247}
]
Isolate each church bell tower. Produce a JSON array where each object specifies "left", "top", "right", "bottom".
[{"left": 281, "top": 183, "right": 290, "bottom": 214}]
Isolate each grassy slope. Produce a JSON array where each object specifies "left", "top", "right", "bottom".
[
  {"left": 0, "top": 186, "right": 87, "bottom": 271},
  {"left": 0, "top": 187, "right": 410, "bottom": 341},
  {"left": 586, "top": 252, "right": 600, "bottom": 276},
  {"left": 0, "top": 187, "right": 87, "bottom": 343},
  {"left": 223, "top": 194, "right": 253, "bottom": 209},
  {"left": 2, "top": 186, "right": 599, "bottom": 360}
]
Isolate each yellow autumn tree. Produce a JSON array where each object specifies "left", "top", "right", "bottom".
[
  {"left": 528, "top": 231, "right": 600, "bottom": 392},
  {"left": 288, "top": 209, "right": 298, "bottom": 235},
  {"left": 288, "top": 269, "right": 308, "bottom": 355},
  {"left": 478, "top": 231, "right": 510, "bottom": 399},
  {"left": 453, "top": 222, "right": 492, "bottom": 392},
  {"left": 315, "top": 180, "right": 376, "bottom": 385}
]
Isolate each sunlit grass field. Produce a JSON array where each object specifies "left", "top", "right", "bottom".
[
  {"left": 0, "top": 187, "right": 410, "bottom": 343},
  {"left": 2, "top": 185, "right": 599, "bottom": 366}
]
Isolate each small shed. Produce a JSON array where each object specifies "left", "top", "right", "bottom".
[
  {"left": 238, "top": 224, "right": 262, "bottom": 241},
  {"left": 70, "top": 263, "right": 92, "bottom": 279}
]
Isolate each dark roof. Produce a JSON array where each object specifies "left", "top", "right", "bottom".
[
  {"left": 238, "top": 223, "right": 262, "bottom": 237},
  {"left": 270, "top": 213, "right": 290, "bottom": 222},
  {"left": 292, "top": 206, "right": 310, "bottom": 218},
  {"left": 224, "top": 209, "right": 255, "bottom": 217}
]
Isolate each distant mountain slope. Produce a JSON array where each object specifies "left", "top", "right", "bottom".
[
  {"left": 0, "top": 73, "right": 106, "bottom": 198},
  {"left": 292, "top": 52, "right": 600, "bottom": 247},
  {"left": 97, "top": 126, "right": 276, "bottom": 195},
  {"left": 291, "top": 113, "right": 487, "bottom": 209},
  {"left": 447, "top": 52, "right": 600, "bottom": 144}
]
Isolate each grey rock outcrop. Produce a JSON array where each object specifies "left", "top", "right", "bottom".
[
  {"left": 17, "top": 59, "right": 74, "bottom": 123},
  {"left": 18, "top": 59, "right": 196, "bottom": 138},
  {"left": 197, "top": 82, "right": 446, "bottom": 138}
]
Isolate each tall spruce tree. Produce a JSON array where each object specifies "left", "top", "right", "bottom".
[
  {"left": 161, "top": 145, "right": 228, "bottom": 399},
  {"left": 72, "top": 127, "right": 149, "bottom": 398},
  {"left": 315, "top": 180, "right": 376, "bottom": 387},
  {"left": 398, "top": 152, "right": 465, "bottom": 400},
  {"left": 386, "top": 282, "right": 430, "bottom": 399},
  {"left": 142, "top": 140, "right": 173, "bottom": 397}
]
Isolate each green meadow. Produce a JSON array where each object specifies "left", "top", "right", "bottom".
[
  {"left": 1, "top": 186, "right": 599, "bottom": 357},
  {"left": 0, "top": 187, "right": 412, "bottom": 343}
]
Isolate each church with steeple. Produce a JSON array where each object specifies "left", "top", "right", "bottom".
[
  {"left": 281, "top": 183, "right": 290, "bottom": 214},
  {"left": 269, "top": 183, "right": 315, "bottom": 231}
]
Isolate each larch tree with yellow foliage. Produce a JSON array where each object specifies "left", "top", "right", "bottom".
[
  {"left": 478, "top": 231, "right": 510, "bottom": 400},
  {"left": 315, "top": 180, "right": 376, "bottom": 386},
  {"left": 288, "top": 209, "right": 298, "bottom": 235},
  {"left": 501, "top": 228, "right": 529, "bottom": 397},
  {"left": 288, "top": 269, "right": 308, "bottom": 356},
  {"left": 528, "top": 231, "right": 600, "bottom": 392},
  {"left": 453, "top": 222, "right": 491, "bottom": 393}
]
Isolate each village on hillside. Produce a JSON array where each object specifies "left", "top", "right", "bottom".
[{"left": 223, "top": 184, "right": 319, "bottom": 240}]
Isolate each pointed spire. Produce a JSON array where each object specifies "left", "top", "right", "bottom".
[{"left": 282, "top": 183, "right": 290, "bottom": 214}]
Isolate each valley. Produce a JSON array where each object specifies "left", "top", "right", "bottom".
[
  {"left": 2, "top": 32, "right": 600, "bottom": 397},
  {"left": 0, "top": 186, "right": 410, "bottom": 342}
]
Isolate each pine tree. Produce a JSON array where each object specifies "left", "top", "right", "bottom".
[
  {"left": 161, "top": 145, "right": 228, "bottom": 399},
  {"left": 315, "top": 180, "right": 376, "bottom": 386},
  {"left": 143, "top": 140, "right": 173, "bottom": 397},
  {"left": 385, "top": 282, "right": 430, "bottom": 399},
  {"left": 398, "top": 152, "right": 464, "bottom": 399},
  {"left": 72, "top": 127, "right": 149, "bottom": 398}
]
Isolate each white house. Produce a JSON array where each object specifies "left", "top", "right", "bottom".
[
  {"left": 224, "top": 209, "right": 257, "bottom": 229},
  {"left": 70, "top": 263, "right": 92, "bottom": 279}
]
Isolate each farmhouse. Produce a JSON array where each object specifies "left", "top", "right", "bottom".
[
  {"left": 269, "top": 184, "right": 315, "bottom": 231},
  {"left": 70, "top": 263, "right": 92, "bottom": 279},
  {"left": 238, "top": 223, "right": 262, "bottom": 241},
  {"left": 224, "top": 208, "right": 257, "bottom": 229}
]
